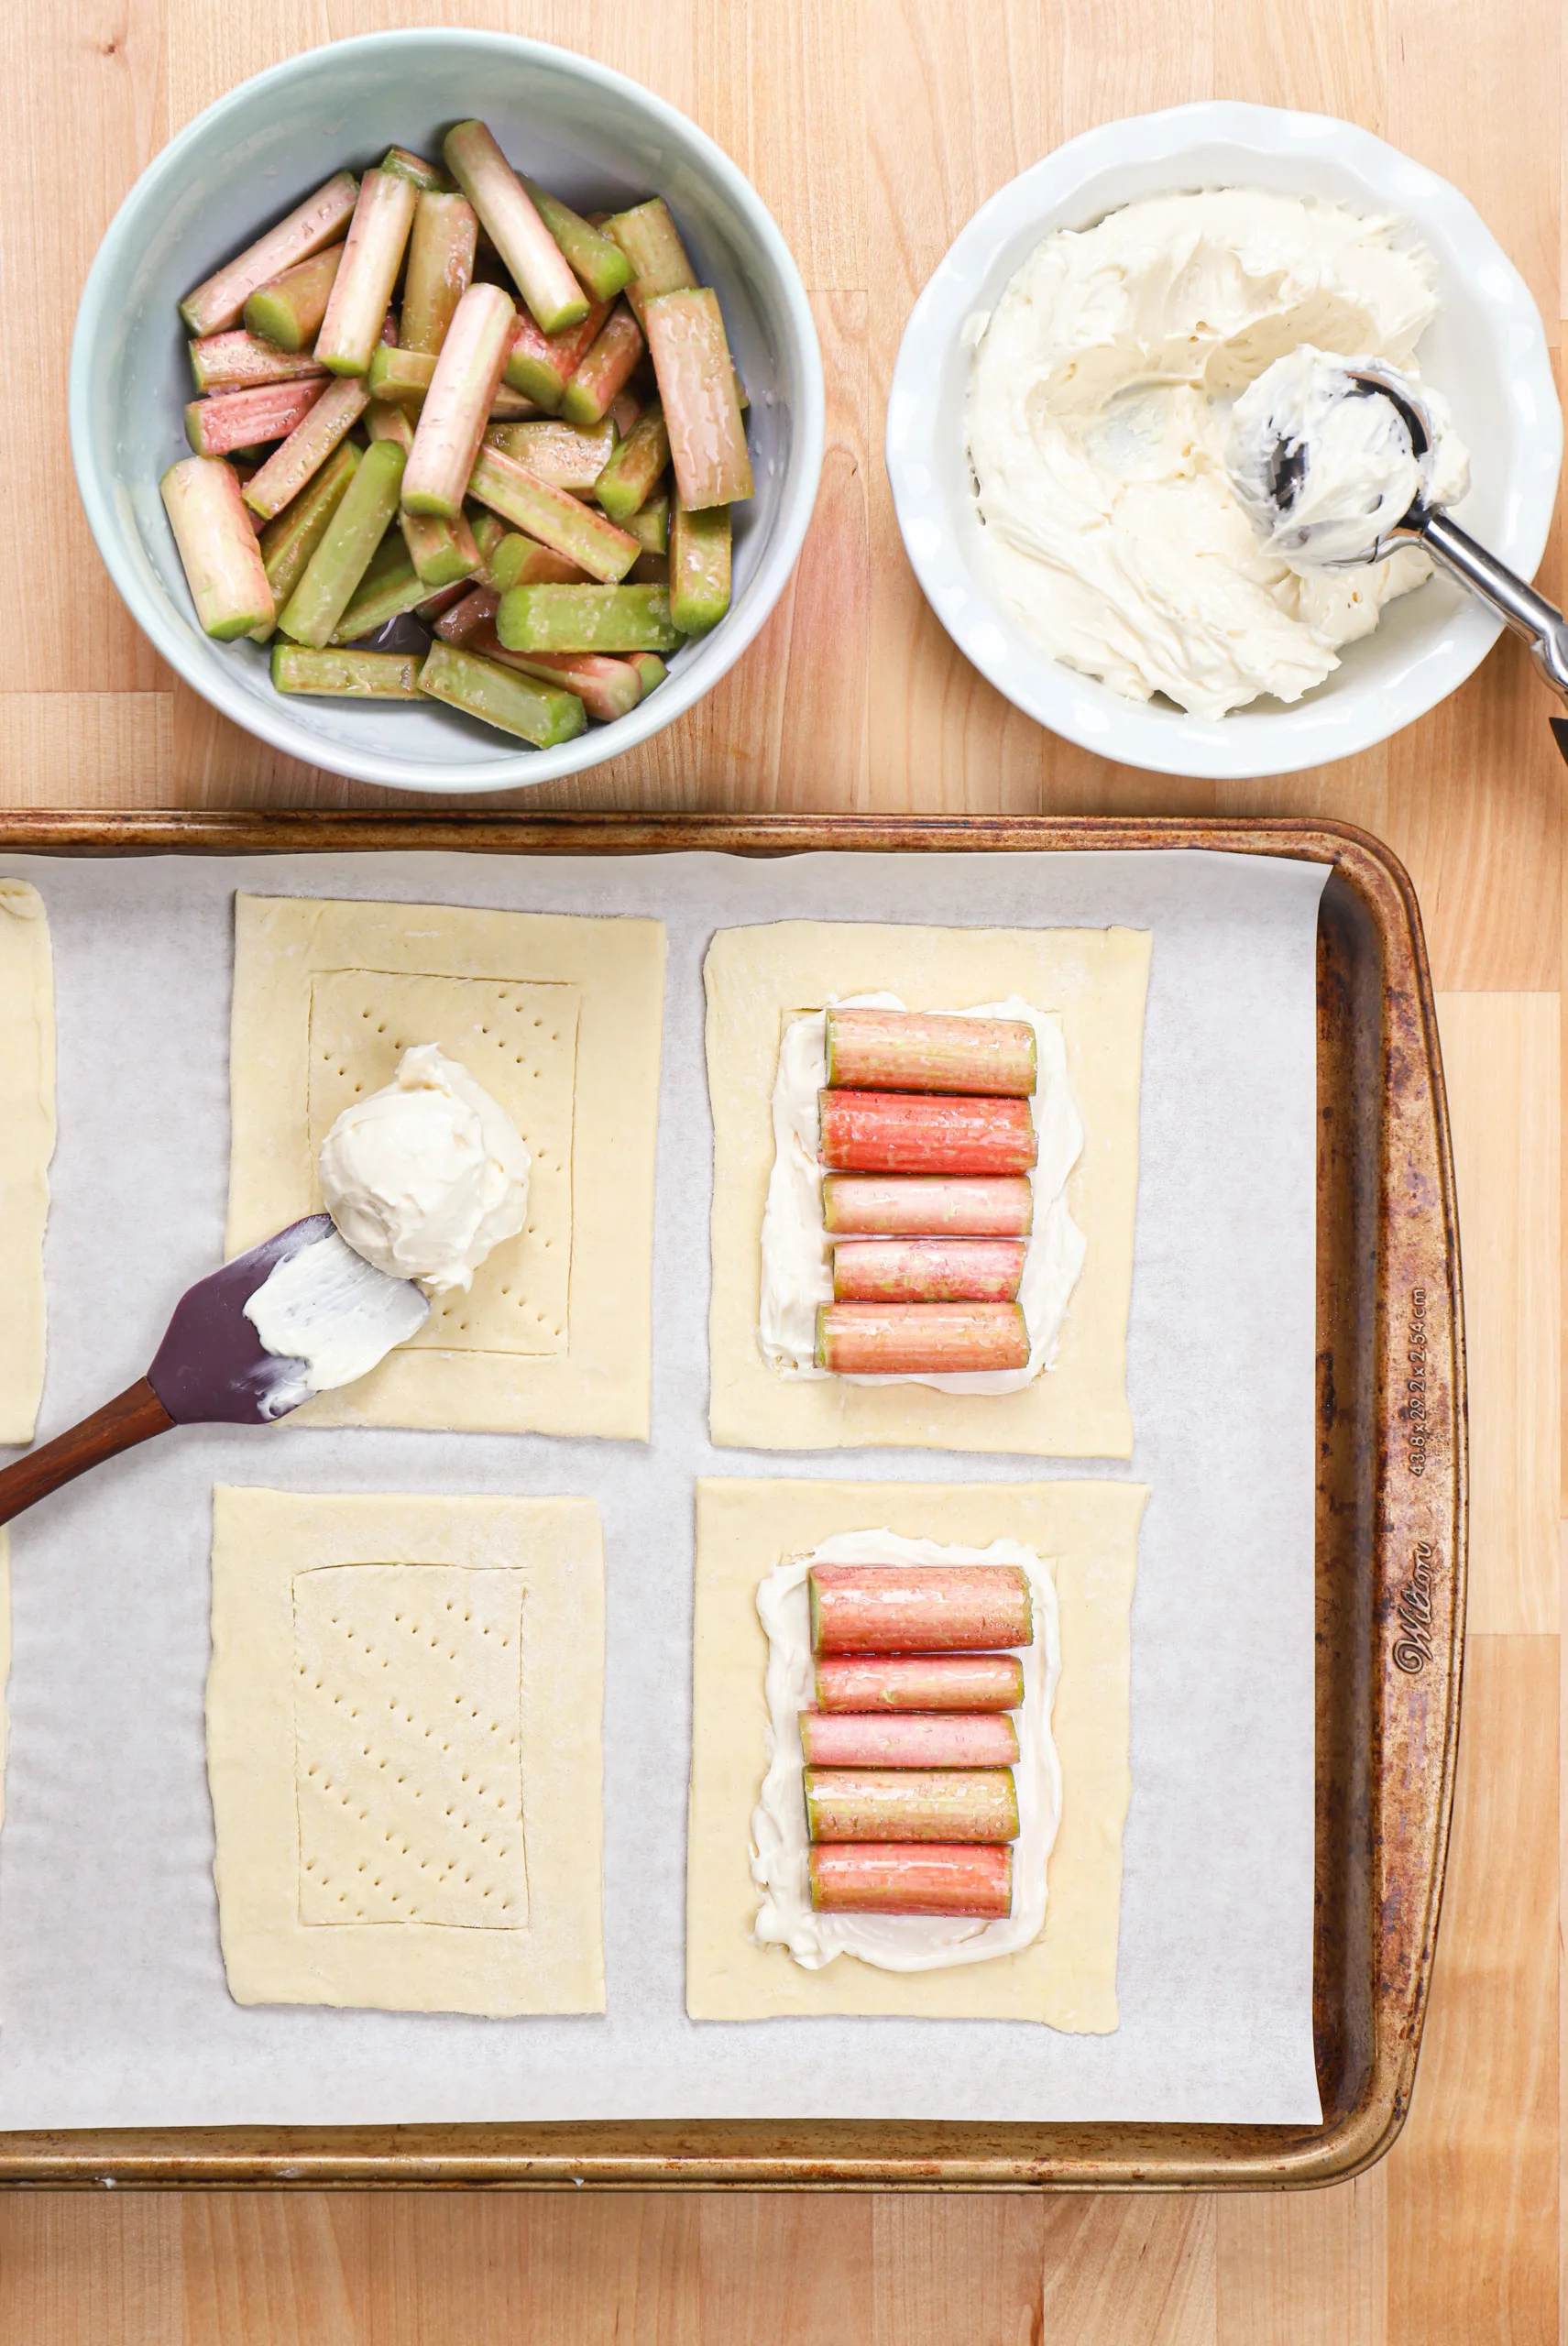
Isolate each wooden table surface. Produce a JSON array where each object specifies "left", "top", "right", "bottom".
[{"left": 2, "top": 0, "right": 1561, "bottom": 2337}]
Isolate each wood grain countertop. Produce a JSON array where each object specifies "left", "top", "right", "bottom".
[{"left": 0, "top": 0, "right": 1560, "bottom": 2338}]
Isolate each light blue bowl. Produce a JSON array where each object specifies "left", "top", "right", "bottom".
[{"left": 70, "top": 30, "right": 824, "bottom": 795}]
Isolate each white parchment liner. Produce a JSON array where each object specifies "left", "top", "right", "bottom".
[{"left": 0, "top": 847, "right": 1324, "bottom": 2127}]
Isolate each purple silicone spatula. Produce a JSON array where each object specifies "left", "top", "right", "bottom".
[{"left": 0, "top": 1213, "right": 428, "bottom": 1527}]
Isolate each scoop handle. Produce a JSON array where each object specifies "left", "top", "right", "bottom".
[
  {"left": 1418, "top": 510, "right": 1568, "bottom": 701},
  {"left": 0, "top": 1380, "right": 175, "bottom": 1529}
]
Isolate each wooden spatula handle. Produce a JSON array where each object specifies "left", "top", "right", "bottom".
[{"left": 0, "top": 1380, "right": 175, "bottom": 1529}]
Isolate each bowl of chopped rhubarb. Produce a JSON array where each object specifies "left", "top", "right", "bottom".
[{"left": 70, "top": 28, "right": 824, "bottom": 793}]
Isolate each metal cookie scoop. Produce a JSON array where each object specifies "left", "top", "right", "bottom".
[{"left": 1248, "top": 360, "right": 1568, "bottom": 759}]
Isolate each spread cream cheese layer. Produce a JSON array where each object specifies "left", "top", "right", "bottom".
[
  {"left": 758, "top": 993, "right": 1086, "bottom": 1393},
  {"left": 751, "top": 1530, "right": 1062, "bottom": 1972},
  {"left": 243, "top": 1231, "right": 431, "bottom": 1418},
  {"left": 968, "top": 189, "right": 1456, "bottom": 718}
]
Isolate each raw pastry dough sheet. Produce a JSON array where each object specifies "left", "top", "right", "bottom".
[
  {"left": 706, "top": 922, "right": 1150, "bottom": 1453},
  {"left": 0, "top": 882, "right": 55, "bottom": 1447},
  {"left": 688, "top": 1479, "right": 1146, "bottom": 2028},
  {"left": 207, "top": 1488, "right": 604, "bottom": 2017},
  {"left": 0, "top": 848, "right": 1322, "bottom": 2126}
]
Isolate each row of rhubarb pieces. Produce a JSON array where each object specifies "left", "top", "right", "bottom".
[{"left": 160, "top": 127, "right": 752, "bottom": 742}]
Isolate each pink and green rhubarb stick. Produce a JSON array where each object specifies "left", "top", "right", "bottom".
[
  {"left": 669, "top": 493, "right": 730, "bottom": 634},
  {"left": 329, "top": 534, "right": 439, "bottom": 641},
  {"left": 489, "top": 533, "right": 590, "bottom": 589},
  {"left": 826, "top": 1008, "right": 1037, "bottom": 1095},
  {"left": 188, "top": 333, "right": 328, "bottom": 393},
  {"left": 815, "top": 1301, "right": 1030, "bottom": 1376},
  {"left": 184, "top": 378, "right": 325, "bottom": 458},
  {"left": 379, "top": 146, "right": 449, "bottom": 194},
  {"left": 520, "top": 178, "right": 631, "bottom": 303},
  {"left": 248, "top": 439, "right": 361, "bottom": 642},
  {"left": 400, "top": 506, "right": 481, "bottom": 589},
  {"left": 401, "top": 283, "right": 517, "bottom": 521},
  {"left": 417, "top": 640, "right": 587, "bottom": 747},
  {"left": 813, "top": 1653, "right": 1025, "bottom": 1713},
  {"left": 821, "top": 1175, "right": 1035, "bottom": 1239},
  {"left": 602, "top": 197, "right": 696, "bottom": 327},
  {"left": 442, "top": 121, "right": 588, "bottom": 335},
  {"left": 643, "top": 287, "right": 753, "bottom": 509},
  {"left": 803, "top": 1767, "right": 1020, "bottom": 1844},
  {"left": 495, "top": 582, "right": 677, "bottom": 653},
  {"left": 831, "top": 1237, "right": 1025, "bottom": 1304},
  {"left": 808, "top": 1562, "right": 1033, "bottom": 1654},
  {"left": 503, "top": 301, "right": 610, "bottom": 411},
  {"left": 314, "top": 170, "right": 419, "bottom": 377},
  {"left": 797, "top": 1712, "right": 1020, "bottom": 1768},
  {"left": 433, "top": 585, "right": 499, "bottom": 644},
  {"left": 271, "top": 645, "right": 422, "bottom": 697},
  {"left": 179, "top": 171, "right": 359, "bottom": 337},
  {"left": 241, "top": 377, "right": 368, "bottom": 521},
  {"left": 817, "top": 1091, "right": 1038, "bottom": 1176},
  {"left": 465, "top": 628, "right": 643, "bottom": 721},
  {"left": 559, "top": 304, "right": 645, "bottom": 426},
  {"left": 243, "top": 246, "right": 345, "bottom": 353},
  {"left": 467, "top": 446, "right": 640, "bottom": 580},
  {"left": 595, "top": 400, "right": 670, "bottom": 522},
  {"left": 400, "top": 192, "right": 478, "bottom": 356},
  {"left": 483, "top": 417, "right": 616, "bottom": 494},
  {"left": 808, "top": 1844, "right": 1013, "bottom": 1917},
  {"left": 160, "top": 457, "right": 275, "bottom": 639},
  {"left": 277, "top": 436, "right": 406, "bottom": 648},
  {"left": 368, "top": 347, "right": 436, "bottom": 407}
]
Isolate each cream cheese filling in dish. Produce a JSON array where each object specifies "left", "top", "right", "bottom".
[{"left": 967, "top": 187, "right": 1470, "bottom": 718}]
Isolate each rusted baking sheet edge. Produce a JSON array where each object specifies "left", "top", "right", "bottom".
[{"left": 0, "top": 811, "right": 1464, "bottom": 2191}]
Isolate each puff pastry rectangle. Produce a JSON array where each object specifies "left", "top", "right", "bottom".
[
  {"left": 687, "top": 1477, "right": 1146, "bottom": 2029},
  {"left": 206, "top": 1487, "right": 605, "bottom": 2015},
  {"left": 704, "top": 921, "right": 1149, "bottom": 1455},
  {"left": 227, "top": 895, "right": 665, "bottom": 1437},
  {"left": 0, "top": 881, "right": 56, "bottom": 1446}
]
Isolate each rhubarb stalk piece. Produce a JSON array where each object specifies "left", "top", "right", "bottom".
[
  {"left": 402, "top": 283, "right": 517, "bottom": 520},
  {"left": 520, "top": 178, "right": 632, "bottom": 301},
  {"left": 496, "top": 582, "right": 677, "bottom": 653},
  {"left": 248, "top": 441, "right": 360, "bottom": 641},
  {"left": 329, "top": 533, "right": 435, "bottom": 641},
  {"left": 271, "top": 644, "right": 422, "bottom": 697},
  {"left": 813, "top": 1653, "right": 1025, "bottom": 1714},
  {"left": 184, "top": 379, "right": 324, "bottom": 458},
  {"left": 626, "top": 494, "right": 670, "bottom": 555},
  {"left": 488, "top": 384, "right": 541, "bottom": 420},
  {"left": 643, "top": 287, "right": 752, "bottom": 509},
  {"left": 241, "top": 377, "right": 368, "bottom": 520},
  {"left": 832, "top": 1237, "right": 1025, "bottom": 1304},
  {"left": 596, "top": 400, "right": 670, "bottom": 521},
  {"left": 822, "top": 1174, "right": 1035, "bottom": 1238},
  {"left": 815, "top": 1301, "right": 1031, "bottom": 1376},
  {"left": 415, "top": 578, "right": 476, "bottom": 620},
  {"left": 442, "top": 121, "right": 588, "bottom": 334},
  {"left": 560, "top": 304, "right": 645, "bottom": 425},
  {"left": 188, "top": 333, "right": 328, "bottom": 393},
  {"left": 467, "top": 507, "right": 510, "bottom": 584},
  {"left": 826, "top": 1008, "right": 1037, "bottom": 1096},
  {"left": 368, "top": 346, "right": 436, "bottom": 407},
  {"left": 484, "top": 416, "right": 616, "bottom": 494},
  {"left": 808, "top": 1562, "right": 1033, "bottom": 1655},
  {"left": 503, "top": 301, "right": 609, "bottom": 411},
  {"left": 669, "top": 494, "right": 730, "bottom": 634},
  {"left": 609, "top": 385, "right": 643, "bottom": 438},
  {"left": 602, "top": 197, "right": 696, "bottom": 324},
  {"left": 400, "top": 192, "right": 478, "bottom": 355},
  {"left": 367, "top": 400, "right": 416, "bottom": 454},
  {"left": 629, "top": 651, "right": 667, "bottom": 693},
  {"left": 466, "top": 630, "right": 643, "bottom": 721},
  {"left": 314, "top": 170, "right": 419, "bottom": 377},
  {"left": 400, "top": 506, "right": 480, "bottom": 589},
  {"left": 243, "top": 247, "right": 345, "bottom": 352},
  {"left": 798, "top": 1712, "right": 1020, "bottom": 1769},
  {"left": 179, "top": 172, "right": 359, "bottom": 337},
  {"left": 808, "top": 1844, "right": 1012, "bottom": 1918},
  {"left": 160, "top": 457, "right": 275, "bottom": 640},
  {"left": 467, "top": 447, "right": 640, "bottom": 580},
  {"left": 488, "top": 532, "right": 589, "bottom": 590},
  {"left": 434, "top": 585, "right": 499, "bottom": 644},
  {"left": 803, "top": 1767, "right": 1020, "bottom": 1845},
  {"left": 417, "top": 640, "right": 587, "bottom": 747},
  {"left": 380, "top": 146, "right": 449, "bottom": 193},
  {"left": 817, "top": 1091, "right": 1037, "bottom": 1176},
  {"left": 277, "top": 437, "right": 406, "bottom": 648}
]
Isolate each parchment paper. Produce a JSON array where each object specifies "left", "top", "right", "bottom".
[{"left": 0, "top": 847, "right": 1324, "bottom": 2127}]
